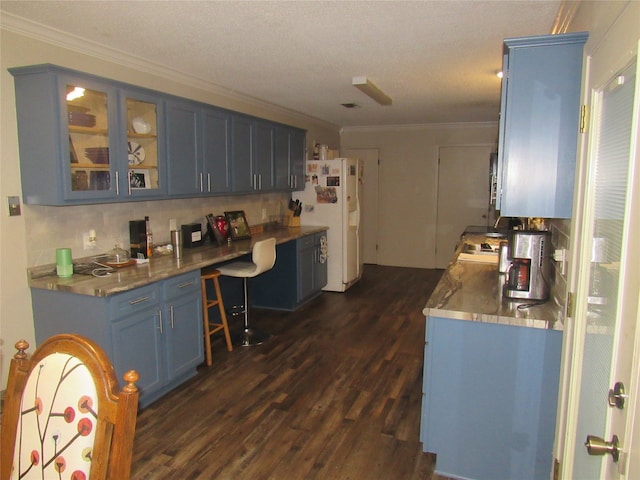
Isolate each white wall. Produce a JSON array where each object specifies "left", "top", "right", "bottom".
[
  {"left": 341, "top": 123, "right": 498, "bottom": 268},
  {"left": 0, "top": 27, "right": 340, "bottom": 388}
]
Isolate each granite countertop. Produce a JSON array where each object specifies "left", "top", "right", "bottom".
[
  {"left": 423, "top": 231, "right": 563, "bottom": 330},
  {"left": 28, "top": 226, "right": 327, "bottom": 297}
]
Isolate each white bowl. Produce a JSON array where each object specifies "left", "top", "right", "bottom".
[{"left": 132, "top": 117, "right": 151, "bottom": 134}]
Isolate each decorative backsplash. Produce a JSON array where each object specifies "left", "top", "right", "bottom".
[{"left": 25, "top": 192, "right": 289, "bottom": 267}]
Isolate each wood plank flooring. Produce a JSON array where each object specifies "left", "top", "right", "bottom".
[{"left": 130, "top": 265, "right": 444, "bottom": 480}]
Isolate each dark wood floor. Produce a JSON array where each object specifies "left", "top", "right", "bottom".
[{"left": 131, "top": 265, "right": 444, "bottom": 479}]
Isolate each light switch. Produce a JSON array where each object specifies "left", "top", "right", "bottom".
[{"left": 8, "top": 196, "right": 21, "bottom": 216}]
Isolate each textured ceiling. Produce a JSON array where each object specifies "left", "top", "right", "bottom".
[{"left": 0, "top": 0, "right": 562, "bottom": 127}]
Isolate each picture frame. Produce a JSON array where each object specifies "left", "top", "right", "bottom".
[
  {"left": 224, "top": 210, "right": 251, "bottom": 240},
  {"left": 129, "top": 169, "right": 150, "bottom": 189},
  {"left": 205, "top": 213, "right": 225, "bottom": 246}
]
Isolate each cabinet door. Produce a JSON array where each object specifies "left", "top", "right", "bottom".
[
  {"left": 111, "top": 307, "right": 165, "bottom": 401},
  {"left": 274, "top": 126, "right": 306, "bottom": 191},
  {"left": 231, "top": 115, "right": 254, "bottom": 192},
  {"left": 202, "top": 107, "right": 232, "bottom": 194},
  {"left": 274, "top": 126, "right": 290, "bottom": 190},
  {"left": 163, "top": 272, "right": 203, "bottom": 381},
  {"left": 63, "top": 73, "right": 120, "bottom": 202},
  {"left": 298, "top": 235, "right": 315, "bottom": 301},
  {"left": 497, "top": 32, "right": 587, "bottom": 218},
  {"left": 164, "top": 291, "right": 203, "bottom": 380},
  {"left": 121, "top": 88, "right": 166, "bottom": 198},
  {"left": 166, "top": 99, "right": 201, "bottom": 195},
  {"left": 254, "top": 121, "right": 274, "bottom": 191},
  {"left": 289, "top": 128, "right": 306, "bottom": 191}
]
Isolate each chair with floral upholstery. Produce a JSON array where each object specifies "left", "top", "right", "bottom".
[{"left": 1, "top": 333, "right": 139, "bottom": 480}]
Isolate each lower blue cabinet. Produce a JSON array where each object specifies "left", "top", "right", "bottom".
[
  {"left": 31, "top": 270, "right": 203, "bottom": 408},
  {"left": 420, "top": 316, "right": 562, "bottom": 480},
  {"left": 250, "top": 231, "right": 327, "bottom": 310}
]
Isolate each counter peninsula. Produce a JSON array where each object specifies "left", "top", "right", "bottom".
[{"left": 420, "top": 231, "right": 563, "bottom": 480}]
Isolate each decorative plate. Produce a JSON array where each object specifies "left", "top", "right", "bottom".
[{"left": 128, "top": 141, "right": 145, "bottom": 166}]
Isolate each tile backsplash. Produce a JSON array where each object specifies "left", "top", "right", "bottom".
[{"left": 25, "top": 192, "right": 289, "bottom": 267}]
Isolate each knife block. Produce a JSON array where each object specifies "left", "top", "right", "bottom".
[{"left": 285, "top": 211, "right": 300, "bottom": 227}]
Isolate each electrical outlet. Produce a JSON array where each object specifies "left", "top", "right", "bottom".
[
  {"left": 169, "top": 218, "right": 177, "bottom": 231},
  {"left": 7, "top": 196, "right": 21, "bottom": 216},
  {"left": 83, "top": 229, "right": 97, "bottom": 250}
]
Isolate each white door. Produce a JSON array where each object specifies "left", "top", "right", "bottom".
[
  {"left": 435, "top": 145, "right": 493, "bottom": 268},
  {"left": 560, "top": 53, "right": 640, "bottom": 479},
  {"left": 344, "top": 148, "right": 379, "bottom": 264}
]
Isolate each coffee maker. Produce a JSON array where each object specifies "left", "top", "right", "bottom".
[{"left": 503, "top": 231, "right": 551, "bottom": 301}]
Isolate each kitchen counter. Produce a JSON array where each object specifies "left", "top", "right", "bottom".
[
  {"left": 420, "top": 228, "right": 564, "bottom": 479},
  {"left": 423, "top": 231, "right": 563, "bottom": 330},
  {"left": 28, "top": 226, "right": 327, "bottom": 297}
]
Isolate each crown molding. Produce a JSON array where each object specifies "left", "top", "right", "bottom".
[
  {"left": 340, "top": 121, "right": 499, "bottom": 134},
  {"left": 1, "top": 12, "right": 339, "bottom": 131}
]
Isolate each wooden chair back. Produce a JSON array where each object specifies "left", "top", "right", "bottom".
[{"left": 1, "top": 334, "right": 139, "bottom": 480}]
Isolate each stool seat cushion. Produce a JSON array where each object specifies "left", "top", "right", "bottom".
[{"left": 217, "top": 261, "right": 261, "bottom": 278}]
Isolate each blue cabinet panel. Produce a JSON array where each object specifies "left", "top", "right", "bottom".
[
  {"left": 250, "top": 231, "right": 328, "bottom": 310},
  {"left": 166, "top": 99, "right": 201, "bottom": 195},
  {"left": 421, "top": 316, "right": 562, "bottom": 480},
  {"left": 30, "top": 270, "right": 203, "bottom": 408},
  {"left": 11, "top": 64, "right": 306, "bottom": 204},
  {"left": 497, "top": 32, "right": 587, "bottom": 218}
]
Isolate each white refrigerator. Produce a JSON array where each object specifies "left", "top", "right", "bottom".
[{"left": 293, "top": 157, "right": 363, "bottom": 292}]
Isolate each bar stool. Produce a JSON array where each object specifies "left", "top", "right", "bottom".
[
  {"left": 200, "top": 269, "right": 233, "bottom": 366},
  {"left": 217, "top": 237, "right": 276, "bottom": 346}
]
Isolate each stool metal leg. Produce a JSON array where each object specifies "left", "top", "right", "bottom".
[{"left": 233, "top": 277, "right": 270, "bottom": 347}]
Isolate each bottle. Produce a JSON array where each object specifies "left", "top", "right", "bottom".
[{"left": 145, "top": 216, "right": 153, "bottom": 258}]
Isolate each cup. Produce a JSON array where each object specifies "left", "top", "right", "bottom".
[
  {"left": 56, "top": 247, "right": 73, "bottom": 278},
  {"left": 171, "top": 229, "right": 182, "bottom": 259}
]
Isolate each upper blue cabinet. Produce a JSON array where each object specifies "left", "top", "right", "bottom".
[
  {"left": 10, "top": 64, "right": 166, "bottom": 205},
  {"left": 10, "top": 64, "right": 307, "bottom": 205},
  {"left": 274, "top": 126, "right": 305, "bottom": 191},
  {"left": 166, "top": 99, "right": 232, "bottom": 196},
  {"left": 496, "top": 32, "right": 588, "bottom": 218}
]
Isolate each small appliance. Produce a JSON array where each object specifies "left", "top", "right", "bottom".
[
  {"left": 129, "top": 219, "right": 148, "bottom": 258},
  {"left": 503, "top": 230, "right": 551, "bottom": 301},
  {"left": 182, "top": 223, "right": 203, "bottom": 248}
]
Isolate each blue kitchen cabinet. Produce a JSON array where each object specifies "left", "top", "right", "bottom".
[
  {"left": 31, "top": 270, "right": 203, "bottom": 408},
  {"left": 9, "top": 64, "right": 167, "bottom": 205},
  {"left": 254, "top": 120, "right": 275, "bottom": 191},
  {"left": 496, "top": 32, "right": 588, "bottom": 218},
  {"left": 420, "top": 315, "right": 562, "bottom": 480},
  {"left": 250, "top": 231, "right": 328, "bottom": 310},
  {"left": 231, "top": 114, "right": 275, "bottom": 193},
  {"left": 166, "top": 99, "right": 232, "bottom": 196},
  {"left": 274, "top": 125, "right": 306, "bottom": 191},
  {"left": 161, "top": 272, "right": 204, "bottom": 381},
  {"left": 231, "top": 114, "right": 255, "bottom": 192}
]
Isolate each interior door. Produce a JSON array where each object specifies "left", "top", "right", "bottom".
[
  {"left": 435, "top": 145, "right": 493, "bottom": 268},
  {"left": 344, "top": 148, "right": 379, "bottom": 264},
  {"left": 561, "top": 55, "right": 640, "bottom": 479}
]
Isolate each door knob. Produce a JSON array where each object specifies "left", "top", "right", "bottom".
[{"left": 585, "top": 434, "right": 620, "bottom": 462}]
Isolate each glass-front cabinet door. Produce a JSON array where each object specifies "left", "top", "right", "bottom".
[
  {"left": 63, "top": 78, "right": 165, "bottom": 201},
  {"left": 63, "top": 76, "right": 118, "bottom": 201},
  {"left": 122, "top": 90, "right": 165, "bottom": 198}
]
